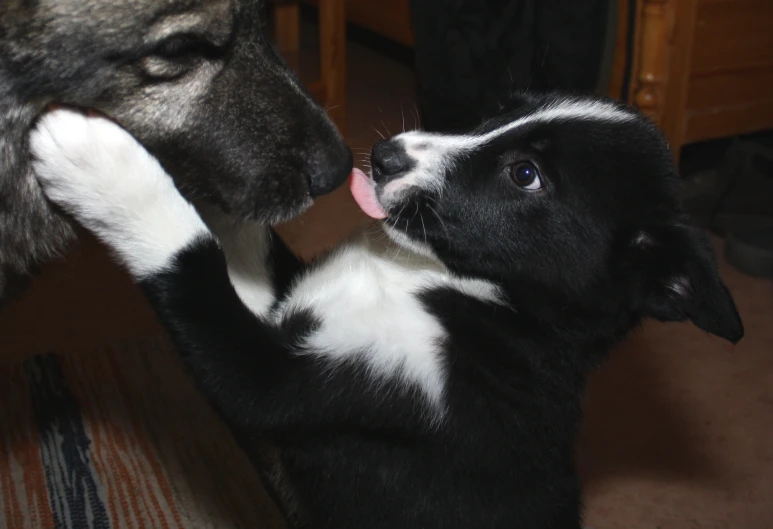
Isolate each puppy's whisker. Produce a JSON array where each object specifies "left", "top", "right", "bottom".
[
  {"left": 388, "top": 215, "right": 405, "bottom": 262},
  {"left": 368, "top": 224, "right": 390, "bottom": 243},
  {"left": 372, "top": 126, "right": 386, "bottom": 140},
  {"left": 427, "top": 204, "right": 450, "bottom": 240},
  {"left": 411, "top": 203, "right": 420, "bottom": 224},
  {"left": 413, "top": 103, "right": 422, "bottom": 130},
  {"left": 389, "top": 203, "right": 408, "bottom": 261}
]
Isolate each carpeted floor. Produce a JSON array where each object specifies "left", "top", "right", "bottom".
[{"left": 0, "top": 338, "right": 285, "bottom": 529}]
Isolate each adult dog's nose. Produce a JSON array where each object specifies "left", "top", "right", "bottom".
[
  {"left": 371, "top": 140, "right": 414, "bottom": 183},
  {"left": 308, "top": 145, "right": 354, "bottom": 198}
]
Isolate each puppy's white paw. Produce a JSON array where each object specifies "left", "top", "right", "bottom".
[
  {"left": 32, "top": 109, "right": 170, "bottom": 225},
  {"left": 30, "top": 109, "right": 210, "bottom": 278}
]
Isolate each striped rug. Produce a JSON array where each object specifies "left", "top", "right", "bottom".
[{"left": 0, "top": 338, "right": 286, "bottom": 529}]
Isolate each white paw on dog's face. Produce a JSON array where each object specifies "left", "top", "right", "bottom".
[
  {"left": 31, "top": 109, "right": 169, "bottom": 213},
  {"left": 30, "top": 109, "right": 208, "bottom": 277}
]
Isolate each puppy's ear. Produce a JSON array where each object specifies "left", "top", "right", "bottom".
[{"left": 625, "top": 224, "right": 743, "bottom": 344}]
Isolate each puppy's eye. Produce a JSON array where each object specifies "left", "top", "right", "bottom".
[{"left": 511, "top": 162, "right": 542, "bottom": 190}]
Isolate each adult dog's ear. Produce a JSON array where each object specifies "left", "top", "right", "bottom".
[{"left": 625, "top": 223, "right": 744, "bottom": 344}]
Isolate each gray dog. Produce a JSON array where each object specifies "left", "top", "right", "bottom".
[{"left": 0, "top": 0, "right": 352, "bottom": 301}]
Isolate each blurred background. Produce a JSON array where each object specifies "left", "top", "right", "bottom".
[{"left": 1, "top": 1, "right": 772, "bottom": 528}]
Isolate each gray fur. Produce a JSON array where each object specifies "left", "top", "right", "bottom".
[{"left": 0, "top": 0, "right": 352, "bottom": 302}]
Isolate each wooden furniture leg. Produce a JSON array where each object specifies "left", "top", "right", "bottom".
[
  {"left": 318, "top": 0, "right": 346, "bottom": 133},
  {"left": 273, "top": 0, "right": 347, "bottom": 134},
  {"left": 274, "top": 2, "right": 300, "bottom": 54},
  {"left": 619, "top": 0, "right": 694, "bottom": 164},
  {"left": 658, "top": 0, "right": 698, "bottom": 166},
  {"left": 630, "top": 0, "right": 674, "bottom": 130}
]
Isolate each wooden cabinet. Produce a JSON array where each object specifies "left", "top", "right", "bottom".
[
  {"left": 618, "top": 0, "right": 773, "bottom": 161},
  {"left": 296, "top": 0, "right": 773, "bottom": 161},
  {"left": 321, "top": 0, "right": 414, "bottom": 46},
  {"left": 343, "top": 0, "right": 414, "bottom": 46},
  {"left": 353, "top": 0, "right": 773, "bottom": 161}
]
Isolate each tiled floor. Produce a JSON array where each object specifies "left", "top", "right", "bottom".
[{"left": 2, "top": 20, "right": 773, "bottom": 529}]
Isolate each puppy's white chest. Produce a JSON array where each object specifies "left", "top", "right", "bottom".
[{"left": 276, "top": 241, "right": 451, "bottom": 405}]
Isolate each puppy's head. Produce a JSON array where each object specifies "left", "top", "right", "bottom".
[
  {"left": 2, "top": 0, "right": 351, "bottom": 224},
  {"left": 354, "top": 93, "right": 743, "bottom": 343}
]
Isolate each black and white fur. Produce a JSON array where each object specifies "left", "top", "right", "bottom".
[{"left": 30, "top": 93, "right": 743, "bottom": 528}]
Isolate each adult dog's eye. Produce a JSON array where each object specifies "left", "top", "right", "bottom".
[
  {"left": 141, "top": 35, "right": 221, "bottom": 79},
  {"left": 153, "top": 35, "right": 204, "bottom": 59},
  {"left": 511, "top": 162, "right": 542, "bottom": 190},
  {"left": 153, "top": 35, "right": 217, "bottom": 59}
]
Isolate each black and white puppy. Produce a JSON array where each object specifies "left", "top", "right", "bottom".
[{"left": 30, "top": 94, "right": 742, "bottom": 529}]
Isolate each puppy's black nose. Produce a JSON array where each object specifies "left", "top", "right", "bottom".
[
  {"left": 371, "top": 140, "right": 414, "bottom": 183},
  {"left": 308, "top": 146, "right": 354, "bottom": 198}
]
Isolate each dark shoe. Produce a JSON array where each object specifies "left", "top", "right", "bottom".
[
  {"left": 711, "top": 138, "right": 773, "bottom": 235},
  {"left": 725, "top": 228, "right": 773, "bottom": 278}
]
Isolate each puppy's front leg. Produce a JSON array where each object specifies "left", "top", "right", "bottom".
[
  {"left": 199, "top": 206, "right": 276, "bottom": 317},
  {"left": 198, "top": 206, "right": 306, "bottom": 317},
  {"left": 28, "top": 110, "right": 294, "bottom": 426},
  {"left": 29, "top": 110, "right": 402, "bottom": 434}
]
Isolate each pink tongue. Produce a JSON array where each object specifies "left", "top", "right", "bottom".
[{"left": 349, "top": 168, "right": 388, "bottom": 219}]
